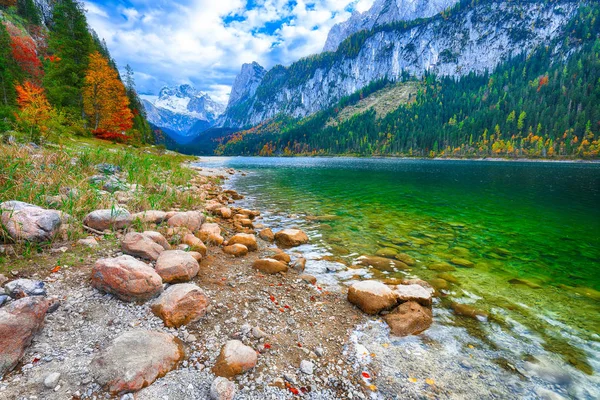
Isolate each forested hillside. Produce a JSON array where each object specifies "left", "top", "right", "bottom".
[
  {"left": 216, "top": 4, "right": 600, "bottom": 159},
  {"left": 0, "top": 0, "right": 154, "bottom": 144}
]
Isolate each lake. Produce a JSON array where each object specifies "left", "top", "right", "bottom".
[{"left": 197, "top": 157, "right": 600, "bottom": 399}]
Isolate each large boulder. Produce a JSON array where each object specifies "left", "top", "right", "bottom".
[
  {"left": 0, "top": 201, "right": 62, "bottom": 242},
  {"left": 392, "top": 284, "right": 433, "bottom": 307},
  {"left": 198, "top": 223, "right": 224, "bottom": 245},
  {"left": 212, "top": 340, "right": 257, "bottom": 378},
  {"left": 84, "top": 208, "right": 132, "bottom": 231},
  {"left": 151, "top": 284, "right": 209, "bottom": 328},
  {"left": 91, "top": 255, "right": 163, "bottom": 302},
  {"left": 91, "top": 330, "right": 184, "bottom": 395},
  {"left": 253, "top": 259, "right": 288, "bottom": 274},
  {"left": 347, "top": 280, "right": 398, "bottom": 315},
  {"left": 355, "top": 255, "right": 409, "bottom": 271},
  {"left": 227, "top": 233, "right": 257, "bottom": 251},
  {"left": 383, "top": 301, "right": 433, "bottom": 336},
  {"left": 121, "top": 232, "right": 165, "bottom": 261},
  {"left": 167, "top": 211, "right": 204, "bottom": 232},
  {"left": 4, "top": 279, "right": 46, "bottom": 298},
  {"left": 274, "top": 229, "right": 309, "bottom": 247},
  {"left": 0, "top": 297, "right": 50, "bottom": 377},
  {"left": 155, "top": 250, "right": 200, "bottom": 283}
]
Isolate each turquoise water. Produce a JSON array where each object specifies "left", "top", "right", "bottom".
[{"left": 198, "top": 157, "right": 600, "bottom": 397}]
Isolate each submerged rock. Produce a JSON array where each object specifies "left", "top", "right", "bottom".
[
  {"left": 212, "top": 340, "right": 257, "bottom": 378},
  {"left": 451, "top": 302, "right": 488, "bottom": 320},
  {"left": 450, "top": 258, "right": 475, "bottom": 268},
  {"left": 508, "top": 278, "right": 542, "bottom": 289},
  {"left": 92, "top": 255, "right": 163, "bottom": 302},
  {"left": 0, "top": 201, "right": 62, "bottom": 242},
  {"left": 355, "top": 255, "right": 408, "bottom": 271},
  {"left": 91, "top": 330, "right": 184, "bottom": 394},
  {"left": 427, "top": 262, "right": 456, "bottom": 272},
  {"left": 375, "top": 248, "right": 398, "bottom": 258},
  {"left": 384, "top": 301, "right": 433, "bottom": 336},
  {"left": 347, "top": 280, "right": 397, "bottom": 315},
  {"left": 0, "top": 296, "right": 50, "bottom": 377}
]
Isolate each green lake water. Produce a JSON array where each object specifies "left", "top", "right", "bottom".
[{"left": 198, "top": 157, "right": 600, "bottom": 398}]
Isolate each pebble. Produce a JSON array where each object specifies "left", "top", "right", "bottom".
[
  {"left": 300, "top": 360, "right": 314, "bottom": 375},
  {"left": 43, "top": 373, "right": 61, "bottom": 389}
]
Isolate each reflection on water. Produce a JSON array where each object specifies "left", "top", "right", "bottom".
[{"left": 197, "top": 157, "right": 600, "bottom": 399}]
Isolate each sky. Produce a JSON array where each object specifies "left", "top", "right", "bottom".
[{"left": 84, "top": 0, "right": 374, "bottom": 104}]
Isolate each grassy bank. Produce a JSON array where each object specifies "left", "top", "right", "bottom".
[{"left": 0, "top": 136, "right": 206, "bottom": 271}]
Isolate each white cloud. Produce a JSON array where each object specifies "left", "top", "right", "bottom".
[{"left": 84, "top": 0, "right": 375, "bottom": 103}]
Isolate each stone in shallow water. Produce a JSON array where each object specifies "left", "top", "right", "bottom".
[
  {"left": 393, "top": 284, "right": 433, "bottom": 306},
  {"left": 347, "top": 280, "right": 397, "bottom": 315},
  {"left": 451, "top": 302, "right": 488, "bottom": 320},
  {"left": 508, "top": 278, "right": 542, "bottom": 289},
  {"left": 355, "top": 255, "right": 409, "bottom": 271},
  {"left": 427, "top": 262, "right": 456, "bottom": 272},
  {"left": 91, "top": 330, "right": 184, "bottom": 394},
  {"left": 383, "top": 301, "right": 433, "bottom": 336},
  {"left": 274, "top": 229, "right": 309, "bottom": 247},
  {"left": 375, "top": 248, "right": 398, "bottom": 258},
  {"left": 450, "top": 258, "right": 475, "bottom": 268}
]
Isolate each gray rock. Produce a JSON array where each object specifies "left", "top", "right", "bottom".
[
  {"left": 0, "top": 201, "right": 62, "bottom": 242},
  {"left": 5, "top": 279, "right": 46, "bottom": 298},
  {"left": 95, "top": 163, "right": 121, "bottom": 175},
  {"left": 0, "top": 295, "right": 9, "bottom": 307},
  {"left": 300, "top": 360, "right": 314, "bottom": 375},
  {"left": 43, "top": 372, "right": 61, "bottom": 389},
  {"left": 83, "top": 208, "right": 132, "bottom": 231}
]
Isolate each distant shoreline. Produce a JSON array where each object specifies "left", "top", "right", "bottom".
[{"left": 195, "top": 155, "right": 600, "bottom": 164}]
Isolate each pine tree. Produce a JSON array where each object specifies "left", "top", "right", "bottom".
[
  {"left": 17, "top": 0, "right": 41, "bottom": 26},
  {"left": 44, "top": 0, "right": 93, "bottom": 114}
]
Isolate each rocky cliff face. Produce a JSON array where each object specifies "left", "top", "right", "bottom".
[
  {"left": 324, "top": 0, "right": 458, "bottom": 52},
  {"left": 227, "top": 62, "right": 267, "bottom": 107},
  {"left": 220, "top": 0, "right": 580, "bottom": 129},
  {"left": 141, "top": 85, "right": 225, "bottom": 135}
]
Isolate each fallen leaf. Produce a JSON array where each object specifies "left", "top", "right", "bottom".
[
  {"left": 409, "top": 377, "right": 418, "bottom": 383},
  {"left": 50, "top": 266, "right": 60, "bottom": 273},
  {"left": 362, "top": 372, "right": 371, "bottom": 379},
  {"left": 369, "top": 384, "right": 377, "bottom": 391},
  {"left": 425, "top": 378, "right": 435, "bottom": 385}
]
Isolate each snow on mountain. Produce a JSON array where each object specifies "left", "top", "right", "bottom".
[{"left": 141, "top": 85, "right": 225, "bottom": 136}]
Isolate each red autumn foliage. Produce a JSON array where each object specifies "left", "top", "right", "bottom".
[
  {"left": 4, "top": 21, "right": 43, "bottom": 80},
  {"left": 92, "top": 129, "right": 131, "bottom": 143},
  {"left": 537, "top": 75, "right": 549, "bottom": 92}
]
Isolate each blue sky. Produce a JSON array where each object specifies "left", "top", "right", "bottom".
[{"left": 84, "top": 0, "right": 374, "bottom": 104}]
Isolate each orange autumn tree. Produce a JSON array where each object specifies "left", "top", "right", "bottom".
[
  {"left": 15, "top": 81, "right": 53, "bottom": 139},
  {"left": 83, "top": 52, "right": 133, "bottom": 139}
]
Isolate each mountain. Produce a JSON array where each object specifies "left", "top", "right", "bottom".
[
  {"left": 218, "top": 0, "right": 582, "bottom": 130},
  {"left": 217, "top": 62, "right": 267, "bottom": 127},
  {"left": 215, "top": 4, "right": 600, "bottom": 158},
  {"left": 141, "top": 85, "right": 225, "bottom": 136},
  {"left": 323, "top": 0, "right": 458, "bottom": 52}
]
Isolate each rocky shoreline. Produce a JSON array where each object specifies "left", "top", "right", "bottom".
[{"left": 0, "top": 163, "right": 390, "bottom": 399}]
